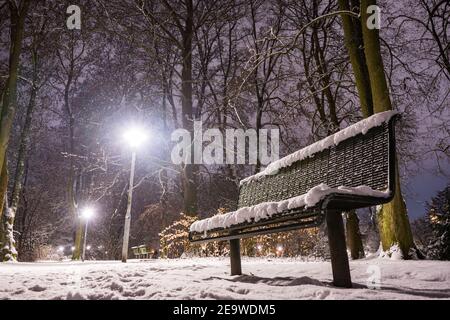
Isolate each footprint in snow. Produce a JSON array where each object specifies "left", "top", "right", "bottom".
[
  {"left": 29, "top": 285, "right": 47, "bottom": 292},
  {"left": 66, "top": 292, "right": 84, "bottom": 300},
  {"left": 315, "top": 289, "right": 331, "bottom": 299},
  {"left": 13, "top": 289, "right": 25, "bottom": 295},
  {"left": 226, "top": 287, "right": 250, "bottom": 295},
  {"left": 109, "top": 282, "right": 124, "bottom": 292},
  {"left": 122, "top": 289, "right": 146, "bottom": 297}
]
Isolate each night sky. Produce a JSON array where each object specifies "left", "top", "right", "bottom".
[{"left": 405, "top": 163, "right": 449, "bottom": 220}]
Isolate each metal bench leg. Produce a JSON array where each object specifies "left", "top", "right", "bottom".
[
  {"left": 326, "top": 210, "right": 352, "bottom": 288},
  {"left": 229, "top": 238, "right": 242, "bottom": 275}
]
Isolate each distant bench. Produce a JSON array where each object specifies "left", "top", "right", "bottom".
[
  {"left": 189, "top": 111, "right": 399, "bottom": 287},
  {"left": 131, "top": 245, "right": 156, "bottom": 259}
]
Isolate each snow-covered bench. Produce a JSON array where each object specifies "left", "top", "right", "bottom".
[
  {"left": 131, "top": 245, "right": 151, "bottom": 259},
  {"left": 189, "top": 111, "right": 399, "bottom": 287}
]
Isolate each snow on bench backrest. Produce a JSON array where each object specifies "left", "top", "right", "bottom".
[{"left": 238, "top": 111, "right": 398, "bottom": 209}]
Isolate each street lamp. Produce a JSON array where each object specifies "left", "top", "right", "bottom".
[
  {"left": 121, "top": 126, "right": 147, "bottom": 263},
  {"left": 123, "top": 127, "right": 148, "bottom": 149},
  {"left": 276, "top": 245, "right": 284, "bottom": 257},
  {"left": 81, "top": 206, "right": 95, "bottom": 261}
]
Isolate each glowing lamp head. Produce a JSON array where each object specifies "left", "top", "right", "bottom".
[
  {"left": 256, "top": 245, "right": 263, "bottom": 251},
  {"left": 81, "top": 207, "right": 95, "bottom": 220},
  {"left": 58, "top": 246, "right": 64, "bottom": 252},
  {"left": 276, "top": 245, "right": 283, "bottom": 252},
  {"left": 123, "top": 127, "right": 147, "bottom": 149},
  {"left": 86, "top": 245, "right": 91, "bottom": 251}
]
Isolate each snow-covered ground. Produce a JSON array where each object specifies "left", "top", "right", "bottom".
[{"left": 1, "top": 257, "right": 449, "bottom": 300}]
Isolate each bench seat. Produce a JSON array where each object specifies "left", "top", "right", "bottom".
[{"left": 190, "top": 184, "right": 390, "bottom": 240}]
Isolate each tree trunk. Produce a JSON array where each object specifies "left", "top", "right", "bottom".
[
  {"left": 58, "top": 44, "right": 83, "bottom": 260},
  {"left": 376, "top": 164, "right": 415, "bottom": 256},
  {"left": 338, "top": 0, "right": 373, "bottom": 117},
  {"left": 308, "top": 5, "right": 366, "bottom": 259},
  {"left": 0, "top": 161, "right": 8, "bottom": 260},
  {"left": 160, "top": 91, "right": 169, "bottom": 228},
  {"left": 1, "top": 197, "right": 17, "bottom": 261},
  {"left": 10, "top": 73, "right": 36, "bottom": 212},
  {"left": 255, "top": 108, "right": 262, "bottom": 173},
  {"left": 0, "top": 1, "right": 30, "bottom": 262},
  {"left": 15, "top": 161, "right": 29, "bottom": 260},
  {"left": 72, "top": 218, "right": 83, "bottom": 260},
  {"left": 345, "top": 210, "right": 365, "bottom": 259},
  {"left": 0, "top": 161, "right": 7, "bottom": 222},
  {"left": 70, "top": 172, "right": 83, "bottom": 260},
  {"left": 339, "top": 0, "right": 415, "bottom": 258},
  {"left": 180, "top": 0, "right": 197, "bottom": 216},
  {"left": 360, "top": 0, "right": 392, "bottom": 113},
  {"left": 67, "top": 95, "right": 82, "bottom": 261},
  {"left": 0, "top": 158, "right": 17, "bottom": 261},
  {"left": 360, "top": 0, "right": 415, "bottom": 257},
  {"left": 3, "top": 48, "right": 39, "bottom": 262},
  {"left": 0, "top": 0, "right": 30, "bottom": 210},
  {"left": 311, "top": 23, "right": 339, "bottom": 131}
]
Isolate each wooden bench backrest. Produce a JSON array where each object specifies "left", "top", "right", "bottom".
[{"left": 238, "top": 119, "right": 396, "bottom": 209}]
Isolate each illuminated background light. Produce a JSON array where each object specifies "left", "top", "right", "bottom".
[{"left": 123, "top": 127, "right": 148, "bottom": 149}]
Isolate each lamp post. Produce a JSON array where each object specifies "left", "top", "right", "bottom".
[
  {"left": 81, "top": 207, "right": 94, "bottom": 261},
  {"left": 121, "top": 127, "right": 147, "bottom": 263}
]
